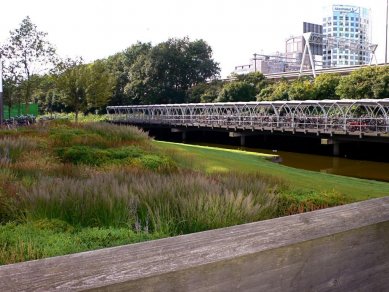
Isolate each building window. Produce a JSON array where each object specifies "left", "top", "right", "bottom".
[
  {"left": 333, "top": 27, "right": 337, "bottom": 31},
  {"left": 351, "top": 17, "right": 354, "bottom": 21}
]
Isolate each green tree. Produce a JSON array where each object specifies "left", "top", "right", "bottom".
[
  {"left": 106, "top": 42, "right": 151, "bottom": 105},
  {"left": 287, "top": 79, "right": 314, "bottom": 100},
  {"left": 187, "top": 80, "right": 224, "bottom": 103},
  {"left": 313, "top": 73, "right": 341, "bottom": 100},
  {"left": 372, "top": 67, "right": 389, "bottom": 99},
  {"left": 217, "top": 81, "right": 256, "bottom": 102},
  {"left": 57, "top": 59, "right": 114, "bottom": 121},
  {"left": 125, "top": 37, "right": 219, "bottom": 104},
  {"left": 336, "top": 66, "right": 382, "bottom": 99},
  {"left": 34, "top": 74, "right": 64, "bottom": 116},
  {"left": 258, "top": 80, "right": 290, "bottom": 101},
  {"left": 236, "top": 72, "right": 267, "bottom": 95},
  {"left": 1, "top": 16, "right": 57, "bottom": 112},
  {"left": 56, "top": 60, "right": 88, "bottom": 122},
  {"left": 85, "top": 60, "right": 114, "bottom": 113}
]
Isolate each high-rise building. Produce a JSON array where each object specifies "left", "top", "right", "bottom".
[{"left": 322, "top": 4, "right": 372, "bottom": 68}]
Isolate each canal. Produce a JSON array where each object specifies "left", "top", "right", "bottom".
[
  {"left": 194, "top": 143, "right": 389, "bottom": 183},
  {"left": 149, "top": 128, "right": 389, "bottom": 183}
]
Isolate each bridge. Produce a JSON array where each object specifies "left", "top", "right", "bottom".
[{"left": 106, "top": 99, "right": 389, "bottom": 155}]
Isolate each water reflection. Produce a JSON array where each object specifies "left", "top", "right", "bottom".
[{"left": 195, "top": 143, "right": 389, "bottom": 182}]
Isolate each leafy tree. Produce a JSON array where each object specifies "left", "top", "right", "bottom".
[
  {"left": 33, "top": 74, "right": 64, "bottom": 116},
  {"left": 235, "top": 72, "right": 268, "bottom": 95},
  {"left": 56, "top": 59, "right": 114, "bottom": 121},
  {"left": 313, "top": 73, "right": 341, "bottom": 100},
  {"left": 1, "top": 16, "right": 57, "bottom": 112},
  {"left": 85, "top": 60, "right": 114, "bottom": 113},
  {"left": 287, "top": 79, "right": 314, "bottom": 100},
  {"left": 187, "top": 80, "right": 224, "bottom": 103},
  {"left": 372, "top": 67, "right": 389, "bottom": 99},
  {"left": 125, "top": 37, "right": 219, "bottom": 104},
  {"left": 259, "top": 81, "right": 290, "bottom": 101},
  {"left": 257, "top": 85, "right": 275, "bottom": 101},
  {"left": 106, "top": 42, "right": 151, "bottom": 105},
  {"left": 56, "top": 60, "right": 88, "bottom": 122},
  {"left": 217, "top": 81, "right": 256, "bottom": 102},
  {"left": 336, "top": 66, "right": 381, "bottom": 99}
]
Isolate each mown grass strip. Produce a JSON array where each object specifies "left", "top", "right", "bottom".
[{"left": 155, "top": 141, "right": 389, "bottom": 200}]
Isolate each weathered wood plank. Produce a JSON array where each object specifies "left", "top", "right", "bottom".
[{"left": 1, "top": 197, "right": 389, "bottom": 291}]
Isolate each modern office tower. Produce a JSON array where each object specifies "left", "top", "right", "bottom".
[{"left": 322, "top": 4, "right": 372, "bottom": 68}]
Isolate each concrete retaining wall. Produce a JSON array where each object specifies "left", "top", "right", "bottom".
[{"left": 1, "top": 197, "right": 389, "bottom": 291}]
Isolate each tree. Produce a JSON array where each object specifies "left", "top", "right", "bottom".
[
  {"left": 33, "top": 74, "right": 64, "bottom": 116},
  {"left": 336, "top": 66, "right": 382, "bottom": 99},
  {"left": 56, "top": 60, "right": 88, "bottom": 122},
  {"left": 56, "top": 59, "right": 114, "bottom": 121},
  {"left": 235, "top": 72, "right": 268, "bottom": 95},
  {"left": 1, "top": 16, "right": 57, "bottom": 112},
  {"left": 287, "top": 79, "right": 314, "bottom": 100},
  {"left": 257, "top": 80, "right": 290, "bottom": 101},
  {"left": 187, "top": 80, "right": 224, "bottom": 103},
  {"left": 106, "top": 42, "right": 152, "bottom": 106},
  {"left": 217, "top": 81, "right": 256, "bottom": 102},
  {"left": 313, "top": 73, "right": 341, "bottom": 100},
  {"left": 125, "top": 37, "right": 220, "bottom": 104},
  {"left": 85, "top": 60, "right": 114, "bottom": 113}
]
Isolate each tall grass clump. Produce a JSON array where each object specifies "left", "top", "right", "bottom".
[
  {"left": 82, "top": 123, "right": 150, "bottom": 145},
  {"left": 23, "top": 174, "right": 137, "bottom": 227},
  {"left": 22, "top": 170, "right": 281, "bottom": 234},
  {"left": 0, "top": 169, "right": 24, "bottom": 224},
  {"left": 0, "top": 137, "right": 38, "bottom": 163}
]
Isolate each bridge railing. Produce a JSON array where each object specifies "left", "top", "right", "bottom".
[{"left": 107, "top": 100, "right": 389, "bottom": 136}]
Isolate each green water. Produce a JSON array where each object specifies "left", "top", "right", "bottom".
[{"left": 195, "top": 143, "right": 389, "bottom": 182}]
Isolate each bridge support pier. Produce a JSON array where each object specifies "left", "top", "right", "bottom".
[
  {"left": 321, "top": 138, "right": 340, "bottom": 156},
  {"left": 240, "top": 135, "right": 245, "bottom": 147},
  {"left": 333, "top": 141, "right": 340, "bottom": 156},
  {"left": 229, "top": 132, "right": 247, "bottom": 146},
  {"left": 171, "top": 128, "right": 187, "bottom": 142}
]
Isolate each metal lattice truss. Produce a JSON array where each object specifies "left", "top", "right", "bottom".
[
  {"left": 107, "top": 99, "right": 389, "bottom": 135},
  {"left": 299, "top": 33, "right": 378, "bottom": 78}
]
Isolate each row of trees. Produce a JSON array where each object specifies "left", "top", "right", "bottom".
[
  {"left": 2, "top": 17, "right": 389, "bottom": 121},
  {"left": 1, "top": 17, "right": 220, "bottom": 121},
  {"left": 192, "top": 66, "right": 389, "bottom": 103}
]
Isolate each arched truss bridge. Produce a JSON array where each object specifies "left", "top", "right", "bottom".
[{"left": 107, "top": 99, "right": 389, "bottom": 137}]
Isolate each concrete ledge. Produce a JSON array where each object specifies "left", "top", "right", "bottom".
[{"left": 1, "top": 197, "right": 389, "bottom": 291}]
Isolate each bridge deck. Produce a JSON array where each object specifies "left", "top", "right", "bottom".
[{"left": 107, "top": 99, "right": 389, "bottom": 139}]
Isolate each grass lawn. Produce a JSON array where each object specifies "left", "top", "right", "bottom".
[{"left": 155, "top": 141, "right": 389, "bottom": 201}]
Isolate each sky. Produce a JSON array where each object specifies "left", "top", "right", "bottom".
[{"left": 0, "top": 0, "right": 388, "bottom": 77}]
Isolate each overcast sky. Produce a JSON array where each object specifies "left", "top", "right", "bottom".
[{"left": 0, "top": 0, "right": 387, "bottom": 77}]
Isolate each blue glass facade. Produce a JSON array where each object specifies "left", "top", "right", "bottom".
[{"left": 322, "top": 5, "right": 371, "bottom": 68}]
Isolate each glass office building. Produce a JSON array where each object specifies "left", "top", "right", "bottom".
[{"left": 322, "top": 5, "right": 371, "bottom": 68}]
